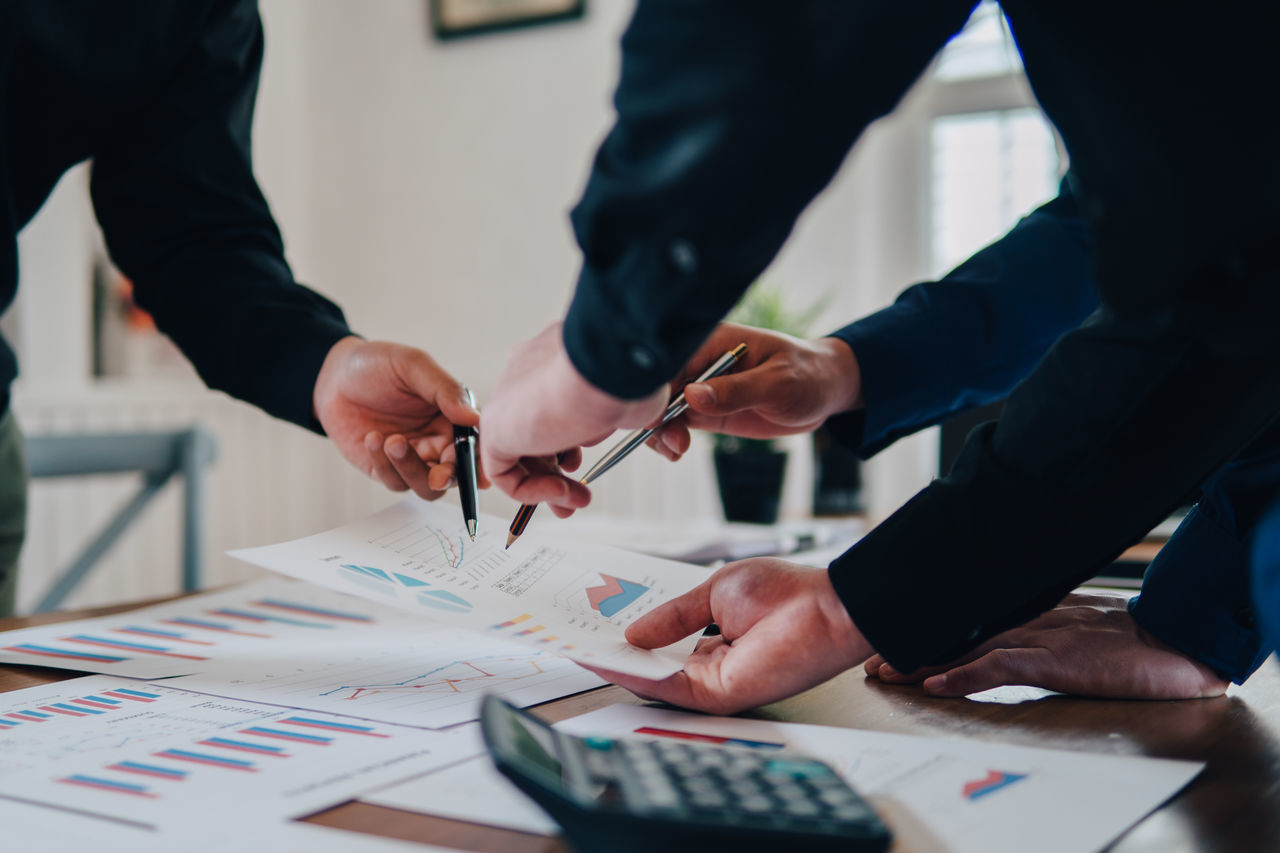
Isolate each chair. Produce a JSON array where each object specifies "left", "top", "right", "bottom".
[{"left": 24, "top": 427, "right": 217, "bottom": 612}]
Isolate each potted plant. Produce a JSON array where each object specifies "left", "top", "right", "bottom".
[{"left": 712, "top": 280, "right": 828, "bottom": 524}]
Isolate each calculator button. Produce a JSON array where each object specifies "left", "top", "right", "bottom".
[
  {"left": 781, "top": 799, "right": 822, "bottom": 817},
  {"left": 583, "top": 736, "right": 615, "bottom": 751},
  {"left": 738, "top": 795, "right": 775, "bottom": 814}
]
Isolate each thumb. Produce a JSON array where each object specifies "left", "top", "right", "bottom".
[
  {"left": 402, "top": 351, "right": 480, "bottom": 427},
  {"left": 685, "top": 373, "right": 765, "bottom": 415},
  {"left": 922, "top": 649, "right": 1050, "bottom": 697}
]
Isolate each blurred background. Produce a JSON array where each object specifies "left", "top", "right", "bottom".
[{"left": 6, "top": 0, "right": 1062, "bottom": 612}]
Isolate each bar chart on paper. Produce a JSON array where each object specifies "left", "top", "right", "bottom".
[
  {"left": 229, "top": 497, "right": 711, "bottom": 679},
  {"left": 165, "top": 625, "right": 605, "bottom": 729},
  {"left": 0, "top": 675, "right": 476, "bottom": 830},
  {"left": 0, "top": 578, "right": 390, "bottom": 677}
]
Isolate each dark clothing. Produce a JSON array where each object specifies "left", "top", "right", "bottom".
[
  {"left": 561, "top": 0, "right": 1280, "bottom": 672},
  {"left": 0, "top": 0, "right": 352, "bottom": 430},
  {"left": 834, "top": 183, "right": 1270, "bottom": 683}
]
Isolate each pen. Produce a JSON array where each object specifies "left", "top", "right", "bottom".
[
  {"left": 454, "top": 386, "right": 480, "bottom": 541},
  {"left": 506, "top": 343, "right": 748, "bottom": 549}
]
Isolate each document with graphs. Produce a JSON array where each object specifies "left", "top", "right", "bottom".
[{"left": 228, "top": 497, "right": 711, "bottom": 679}]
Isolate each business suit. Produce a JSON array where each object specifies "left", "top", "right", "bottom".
[
  {"left": 559, "top": 0, "right": 1280, "bottom": 671},
  {"left": 835, "top": 181, "right": 1273, "bottom": 683}
]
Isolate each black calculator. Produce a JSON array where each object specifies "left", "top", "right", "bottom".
[{"left": 480, "top": 695, "right": 892, "bottom": 853}]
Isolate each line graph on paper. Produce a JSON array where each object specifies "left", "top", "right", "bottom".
[
  {"left": 164, "top": 630, "right": 606, "bottom": 729},
  {"left": 318, "top": 654, "right": 559, "bottom": 701}
]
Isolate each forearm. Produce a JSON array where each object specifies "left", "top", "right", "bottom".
[
  {"left": 562, "top": 0, "right": 973, "bottom": 399},
  {"left": 89, "top": 0, "right": 353, "bottom": 431},
  {"left": 824, "top": 185, "right": 1098, "bottom": 456},
  {"left": 831, "top": 267, "right": 1280, "bottom": 672}
]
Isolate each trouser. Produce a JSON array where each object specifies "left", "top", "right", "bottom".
[{"left": 0, "top": 408, "right": 27, "bottom": 617}]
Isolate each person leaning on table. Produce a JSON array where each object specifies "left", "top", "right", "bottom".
[
  {"left": 645, "top": 175, "right": 1274, "bottom": 701},
  {"left": 0, "top": 0, "right": 482, "bottom": 615},
  {"left": 477, "top": 0, "right": 1280, "bottom": 711}
]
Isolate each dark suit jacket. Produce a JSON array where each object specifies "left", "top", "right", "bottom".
[
  {"left": 0, "top": 0, "right": 351, "bottom": 429},
  {"left": 560, "top": 0, "right": 1280, "bottom": 671}
]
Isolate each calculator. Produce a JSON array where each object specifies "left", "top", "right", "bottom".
[{"left": 479, "top": 695, "right": 892, "bottom": 853}]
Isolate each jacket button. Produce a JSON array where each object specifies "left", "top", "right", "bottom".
[
  {"left": 668, "top": 238, "right": 698, "bottom": 274},
  {"left": 629, "top": 345, "right": 656, "bottom": 370}
]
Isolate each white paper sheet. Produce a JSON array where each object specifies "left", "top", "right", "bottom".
[
  {"left": 556, "top": 704, "right": 1204, "bottom": 853},
  {"left": 361, "top": 728, "right": 558, "bottom": 836},
  {"left": 0, "top": 577, "right": 411, "bottom": 678},
  {"left": 164, "top": 622, "right": 604, "bottom": 729},
  {"left": 0, "top": 798, "right": 464, "bottom": 853},
  {"left": 0, "top": 675, "right": 479, "bottom": 830},
  {"left": 228, "top": 497, "right": 709, "bottom": 679}
]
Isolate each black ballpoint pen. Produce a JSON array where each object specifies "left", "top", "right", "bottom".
[{"left": 454, "top": 386, "right": 480, "bottom": 541}]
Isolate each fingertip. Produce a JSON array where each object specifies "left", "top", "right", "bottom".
[
  {"left": 364, "top": 431, "right": 384, "bottom": 453},
  {"left": 385, "top": 434, "right": 410, "bottom": 461},
  {"left": 685, "top": 382, "right": 716, "bottom": 409},
  {"left": 922, "top": 673, "right": 949, "bottom": 694}
]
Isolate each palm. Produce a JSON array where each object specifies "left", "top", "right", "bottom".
[{"left": 312, "top": 337, "right": 479, "bottom": 499}]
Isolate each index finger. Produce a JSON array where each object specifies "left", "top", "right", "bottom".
[{"left": 625, "top": 581, "right": 714, "bottom": 649}]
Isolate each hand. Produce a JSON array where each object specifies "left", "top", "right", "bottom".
[
  {"left": 480, "top": 322, "right": 667, "bottom": 515},
  {"left": 581, "top": 558, "right": 873, "bottom": 714},
  {"left": 647, "top": 323, "right": 863, "bottom": 462},
  {"left": 313, "top": 336, "right": 487, "bottom": 500},
  {"left": 864, "top": 592, "right": 1229, "bottom": 700}
]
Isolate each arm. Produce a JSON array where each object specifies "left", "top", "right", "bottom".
[
  {"left": 481, "top": 0, "right": 974, "bottom": 506},
  {"left": 87, "top": 0, "right": 481, "bottom": 499},
  {"left": 652, "top": 182, "right": 1099, "bottom": 460},
  {"left": 826, "top": 182, "right": 1097, "bottom": 456},
  {"left": 89, "top": 0, "right": 347, "bottom": 431}
]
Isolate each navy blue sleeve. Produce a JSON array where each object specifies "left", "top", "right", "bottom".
[
  {"left": 562, "top": 0, "right": 975, "bottom": 399},
  {"left": 1249, "top": 495, "right": 1280, "bottom": 655},
  {"left": 824, "top": 183, "right": 1097, "bottom": 457},
  {"left": 1130, "top": 421, "right": 1280, "bottom": 683}
]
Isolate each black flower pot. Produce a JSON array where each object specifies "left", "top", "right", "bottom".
[{"left": 713, "top": 444, "right": 788, "bottom": 524}]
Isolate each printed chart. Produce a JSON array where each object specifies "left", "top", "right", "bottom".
[
  {"left": 557, "top": 705, "right": 1204, "bottom": 853},
  {"left": 0, "top": 578, "right": 392, "bottom": 677},
  {"left": 229, "top": 497, "right": 710, "bottom": 679},
  {"left": 166, "top": 625, "right": 604, "bottom": 729},
  {"left": 0, "top": 675, "right": 477, "bottom": 830}
]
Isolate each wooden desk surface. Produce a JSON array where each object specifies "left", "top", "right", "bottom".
[{"left": 4, "top": 599, "right": 1279, "bottom": 853}]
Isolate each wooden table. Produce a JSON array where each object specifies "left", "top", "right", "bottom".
[{"left": 4, "top": 598, "right": 1279, "bottom": 852}]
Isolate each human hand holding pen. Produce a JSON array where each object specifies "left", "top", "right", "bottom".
[
  {"left": 646, "top": 323, "right": 863, "bottom": 462},
  {"left": 313, "top": 337, "right": 487, "bottom": 500},
  {"left": 479, "top": 322, "right": 666, "bottom": 513},
  {"left": 505, "top": 342, "right": 748, "bottom": 547}
]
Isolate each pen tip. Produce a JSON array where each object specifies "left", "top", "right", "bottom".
[
  {"left": 467, "top": 520, "right": 477, "bottom": 540},
  {"left": 505, "top": 532, "right": 518, "bottom": 549}
]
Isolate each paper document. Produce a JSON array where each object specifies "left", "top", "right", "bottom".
[
  {"left": 164, "top": 603, "right": 604, "bottom": 729},
  {"left": 0, "top": 798, "right": 466, "bottom": 853},
  {"left": 0, "top": 675, "right": 479, "bottom": 830},
  {"left": 0, "top": 577, "right": 414, "bottom": 678},
  {"left": 229, "top": 498, "right": 709, "bottom": 679},
  {"left": 557, "top": 704, "right": 1203, "bottom": 853},
  {"left": 362, "top": 734, "right": 559, "bottom": 835}
]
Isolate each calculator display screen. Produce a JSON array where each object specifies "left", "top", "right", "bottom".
[{"left": 507, "top": 711, "right": 565, "bottom": 783}]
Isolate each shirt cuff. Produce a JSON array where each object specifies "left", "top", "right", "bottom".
[{"left": 1129, "top": 502, "right": 1268, "bottom": 684}]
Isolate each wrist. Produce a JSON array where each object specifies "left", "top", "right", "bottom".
[
  {"left": 311, "top": 335, "right": 364, "bottom": 421},
  {"left": 816, "top": 569, "right": 872, "bottom": 665},
  {"left": 813, "top": 336, "right": 864, "bottom": 416}
]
